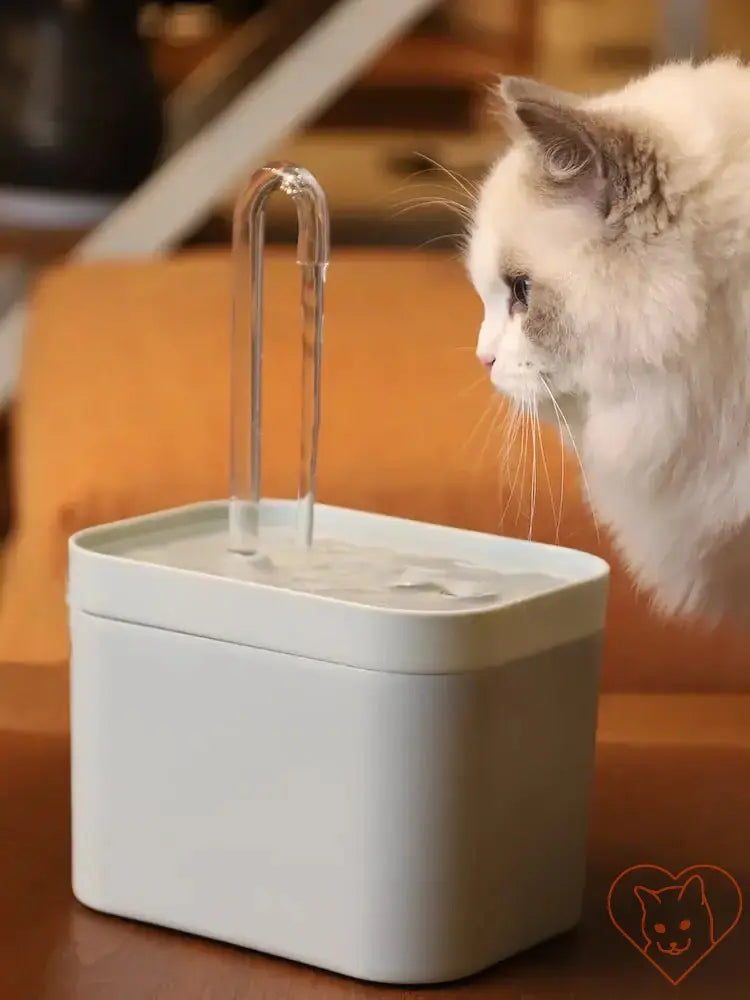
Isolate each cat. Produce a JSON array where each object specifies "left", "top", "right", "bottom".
[
  {"left": 634, "top": 875, "right": 715, "bottom": 978},
  {"left": 467, "top": 58, "right": 750, "bottom": 626}
]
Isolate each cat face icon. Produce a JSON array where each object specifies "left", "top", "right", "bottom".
[
  {"left": 635, "top": 876, "right": 715, "bottom": 960},
  {"left": 608, "top": 865, "right": 742, "bottom": 985}
]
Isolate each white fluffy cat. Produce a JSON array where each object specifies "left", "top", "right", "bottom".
[{"left": 467, "top": 58, "right": 750, "bottom": 626}]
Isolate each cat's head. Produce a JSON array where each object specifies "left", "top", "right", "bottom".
[
  {"left": 467, "top": 74, "right": 702, "bottom": 414},
  {"left": 635, "top": 876, "right": 714, "bottom": 956}
]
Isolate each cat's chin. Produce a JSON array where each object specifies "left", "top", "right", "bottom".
[{"left": 498, "top": 388, "right": 584, "bottom": 445}]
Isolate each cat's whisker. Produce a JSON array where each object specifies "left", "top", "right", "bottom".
[
  {"left": 508, "top": 422, "right": 523, "bottom": 498},
  {"left": 455, "top": 373, "right": 491, "bottom": 400},
  {"left": 504, "top": 404, "right": 523, "bottom": 528},
  {"left": 382, "top": 178, "right": 473, "bottom": 213},
  {"left": 514, "top": 397, "right": 531, "bottom": 526},
  {"left": 416, "top": 233, "right": 468, "bottom": 251},
  {"left": 519, "top": 398, "right": 533, "bottom": 526},
  {"left": 497, "top": 399, "right": 516, "bottom": 484},
  {"left": 475, "top": 397, "right": 504, "bottom": 473},
  {"left": 455, "top": 230, "right": 471, "bottom": 253},
  {"left": 534, "top": 404, "right": 549, "bottom": 540},
  {"left": 499, "top": 401, "right": 524, "bottom": 527},
  {"left": 382, "top": 178, "right": 443, "bottom": 202},
  {"left": 410, "top": 152, "right": 480, "bottom": 203},
  {"left": 528, "top": 398, "right": 539, "bottom": 541},
  {"left": 534, "top": 384, "right": 562, "bottom": 542},
  {"left": 461, "top": 396, "right": 500, "bottom": 462},
  {"left": 519, "top": 398, "right": 531, "bottom": 526},
  {"left": 390, "top": 195, "right": 473, "bottom": 223},
  {"left": 554, "top": 412, "right": 566, "bottom": 541},
  {"left": 502, "top": 404, "right": 521, "bottom": 489},
  {"left": 499, "top": 448, "right": 521, "bottom": 528},
  {"left": 385, "top": 172, "right": 472, "bottom": 200},
  {"left": 473, "top": 401, "right": 503, "bottom": 470},
  {"left": 391, "top": 198, "right": 472, "bottom": 219},
  {"left": 536, "top": 378, "right": 567, "bottom": 532},
  {"left": 539, "top": 376, "right": 600, "bottom": 541}
]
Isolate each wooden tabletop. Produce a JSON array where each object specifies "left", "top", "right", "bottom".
[{"left": 1, "top": 662, "right": 748, "bottom": 999}]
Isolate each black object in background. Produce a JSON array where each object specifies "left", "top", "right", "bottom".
[
  {"left": 0, "top": 0, "right": 163, "bottom": 196},
  {"left": 214, "top": 0, "right": 270, "bottom": 19}
]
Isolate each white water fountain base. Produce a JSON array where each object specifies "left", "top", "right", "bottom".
[{"left": 68, "top": 499, "right": 608, "bottom": 985}]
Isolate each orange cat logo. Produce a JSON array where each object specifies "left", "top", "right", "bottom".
[{"left": 608, "top": 865, "right": 742, "bottom": 985}]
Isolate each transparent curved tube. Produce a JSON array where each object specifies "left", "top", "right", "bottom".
[{"left": 228, "top": 163, "right": 329, "bottom": 554}]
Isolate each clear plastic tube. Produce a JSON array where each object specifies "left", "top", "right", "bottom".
[{"left": 228, "top": 163, "right": 329, "bottom": 554}]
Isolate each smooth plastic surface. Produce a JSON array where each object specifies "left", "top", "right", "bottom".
[
  {"left": 68, "top": 500, "right": 609, "bottom": 984},
  {"left": 68, "top": 500, "right": 608, "bottom": 674}
]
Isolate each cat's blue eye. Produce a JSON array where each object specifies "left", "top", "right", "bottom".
[
  {"left": 514, "top": 277, "right": 530, "bottom": 305},
  {"left": 508, "top": 275, "right": 531, "bottom": 311}
]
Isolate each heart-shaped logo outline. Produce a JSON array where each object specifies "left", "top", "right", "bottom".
[{"left": 607, "top": 864, "right": 743, "bottom": 985}]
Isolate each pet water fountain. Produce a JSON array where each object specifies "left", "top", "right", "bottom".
[{"left": 68, "top": 163, "right": 610, "bottom": 985}]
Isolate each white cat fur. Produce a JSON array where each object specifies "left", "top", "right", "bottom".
[{"left": 467, "top": 58, "right": 750, "bottom": 625}]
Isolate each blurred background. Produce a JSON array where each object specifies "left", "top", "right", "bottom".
[
  {"left": 2, "top": 0, "right": 750, "bottom": 687},
  {"left": 0, "top": 0, "right": 747, "bottom": 495},
  {"left": 3, "top": 0, "right": 750, "bottom": 284}
]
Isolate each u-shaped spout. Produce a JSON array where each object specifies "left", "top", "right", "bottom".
[{"left": 228, "top": 163, "right": 329, "bottom": 554}]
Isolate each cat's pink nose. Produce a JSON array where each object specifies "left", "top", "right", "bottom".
[{"left": 478, "top": 353, "right": 495, "bottom": 373}]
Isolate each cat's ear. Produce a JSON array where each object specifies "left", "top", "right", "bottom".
[
  {"left": 634, "top": 885, "right": 661, "bottom": 910},
  {"left": 499, "top": 76, "right": 582, "bottom": 110},
  {"left": 515, "top": 101, "right": 602, "bottom": 180},
  {"left": 497, "top": 75, "right": 669, "bottom": 228},
  {"left": 497, "top": 75, "right": 607, "bottom": 208},
  {"left": 678, "top": 875, "right": 708, "bottom": 906},
  {"left": 495, "top": 76, "right": 581, "bottom": 145}
]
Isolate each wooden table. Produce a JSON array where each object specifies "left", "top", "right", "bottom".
[{"left": 1, "top": 663, "right": 749, "bottom": 999}]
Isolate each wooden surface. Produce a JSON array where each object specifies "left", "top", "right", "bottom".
[
  {"left": 3, "top": 249, "right": 749, "bottom": 689},
  {"left": 1, "top": 664, "right": 748, "bottom": 999}
]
